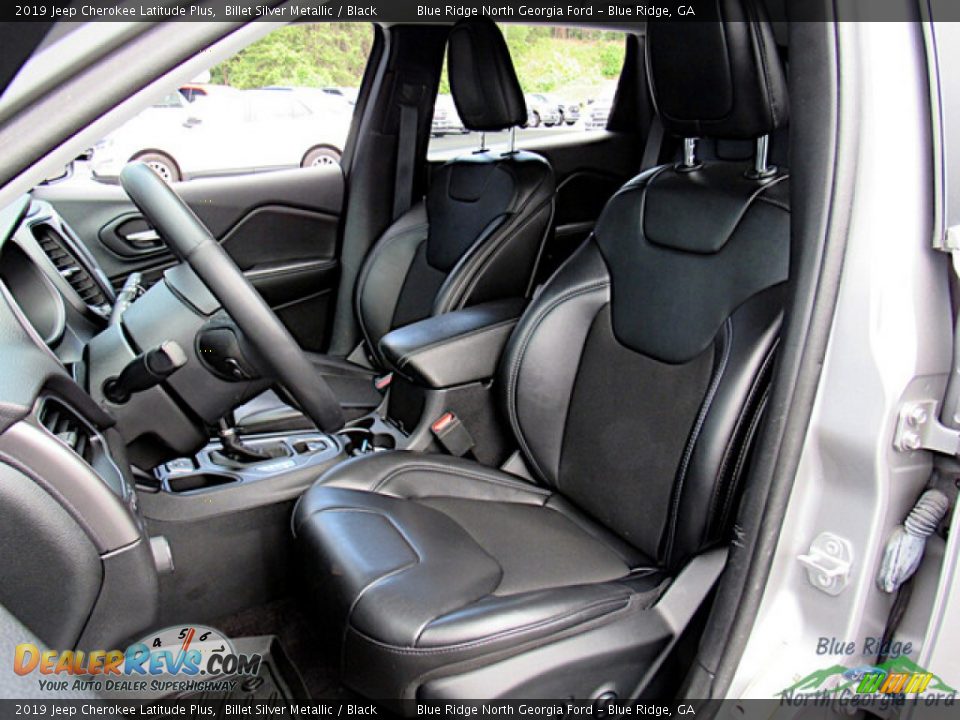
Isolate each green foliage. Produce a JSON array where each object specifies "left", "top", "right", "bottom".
[
  {"left": 210, "top": 24, "right": 372, "bottom": 89},
  {"left": 440, "top": 25, "right": 625, "bottom": 97},
  {"left": 210, "top": 22, "right": 624, "bottom": 100}
]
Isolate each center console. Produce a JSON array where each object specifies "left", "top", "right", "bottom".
[
  {"left": 136, "top": 298, "right": 526, "bottom": 627},
  {"left": 154, "top": 431, "right": 343, "bottom": 494},
  {"left": 149, "top": 297, "right": 526, "bottom": 498}
]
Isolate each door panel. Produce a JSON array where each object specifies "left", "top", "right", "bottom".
[{"left": 32, "top": 165, "right": 345, "bottom": 351}]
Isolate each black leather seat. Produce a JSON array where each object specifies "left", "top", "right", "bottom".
[
  {"left": 240, "top": 19, "right": 555, "bottom": 427},
  {"left": 293, "top": 3, "right": 789, "bottom": 700}
]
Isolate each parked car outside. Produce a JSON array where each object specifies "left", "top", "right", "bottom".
[
  {"left": 584, "top": 90, "right": 615, "bottom": 131},
  {"left": 524, "top": 93, "right": 562, "bottom": 127},
  {"left": 556, "top": 98, "right": 581, "bottom": 125},
  {"left": 261, "top": 86, "right": 354, "bottom": 119},
  {"left": 431, "top": 94, "right": 468, "bottom": 136},
  {"left": 178, "top": 83, "right": 237, "bottom": 104},
  {"left": 91, "top": 87, "right": 349, "bottom": 183},
  {"left": 321, "top": 86, "right": 359, "bottom": 104}
]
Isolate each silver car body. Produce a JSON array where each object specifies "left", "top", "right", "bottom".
[{"left": 91, "top": 87, "right": 349, "bottom": 181}]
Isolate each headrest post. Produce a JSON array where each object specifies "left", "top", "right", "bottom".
[
  {"left": 681, "top": 137, "right": 699, "bottom": 170},
  {"left": 746, "top": 134, "right": 777, "bottom": 180},
  {"left": 507, "top": 126, "right": 517, "bottom": 154},
  {"left": 479, "top": 131, "right": 487, "bottom": 153},
  {"left": 755, "top": 135, "right": 770, "bottom": 175}
]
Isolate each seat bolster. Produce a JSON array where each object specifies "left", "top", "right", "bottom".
[
  {"left": 294, "top": 486, "right": 504, "bottom": 647},
  {"left": 417, "top": 584, "right": 637, "bottom": 648},
  {"left": 434, "top": 152, "right": 555, "bottom": 314},
  {"left": 302, "top": 450, "right": 553, "bottom": 503},
  {"left": 355, "top": 203, "right": 430, "bottom": 364},
  {"left": 498, "top": 240, "right": 612, "bottom": 486}
]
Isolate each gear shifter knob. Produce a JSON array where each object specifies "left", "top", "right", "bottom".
[{"left": 103, "top": 341, "right": 187, "bottom": 404}]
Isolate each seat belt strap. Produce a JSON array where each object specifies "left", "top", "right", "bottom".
[
  {"left": 392, "top": 86, "right": 422, "bottom": 221},
  {"left": 640, "top": 114, "right": 665, "bottom": 170}
]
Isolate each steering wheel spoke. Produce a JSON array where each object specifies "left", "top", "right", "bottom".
[{"left": 119, "top": 162, "right": 345, "bottom": 433}]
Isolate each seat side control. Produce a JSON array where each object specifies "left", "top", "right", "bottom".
[{"left": 431, "top": 411, "right": 475, "bottom": 457}]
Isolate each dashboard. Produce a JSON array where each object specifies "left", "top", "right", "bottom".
[
  {"left": 0, "top": 193, "right": 159, "bottom": 652},
  {"left": 0, "top": 194, "right": 115, "bottom": 365}
]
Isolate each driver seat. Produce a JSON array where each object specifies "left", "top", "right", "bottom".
[
  {"left": 239, "top": 18, "right": 555, "bottom": 429},
  {"left": 293, "top": 2, "right": 789, "bottom": 700}
]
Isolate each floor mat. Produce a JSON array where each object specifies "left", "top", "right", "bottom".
[{"left": 214, "top": 596, "right": 353, "bottom": 701}]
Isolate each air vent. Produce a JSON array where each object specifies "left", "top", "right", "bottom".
[
  {"left": 38, "top": 399, "right": 96, "bottom": 465},
  {"left": 32, "top": 224, "right": 110, "bottom": 314}
]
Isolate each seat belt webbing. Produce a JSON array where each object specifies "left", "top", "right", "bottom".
[
  {"left": 392, "top": 96, "right": 419, "bottom": 220},
  {"left": 640, "top": 114, "right": 665, "bottom": 171}
]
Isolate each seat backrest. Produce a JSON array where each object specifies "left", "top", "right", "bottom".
[
  {"left": 499, "top": 1, "right": 789, "bottom": 572},
  {"left": 356, "top": 18, "right": 555, "bottom": 366}
]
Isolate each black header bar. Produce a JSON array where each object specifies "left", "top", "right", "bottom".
[{"left": 4, "top": 0, "right": 959, "bottom": 23}]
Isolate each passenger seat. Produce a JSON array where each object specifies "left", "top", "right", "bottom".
[{"left": 238, "top": 17, "right": 555, "bottom": 430}]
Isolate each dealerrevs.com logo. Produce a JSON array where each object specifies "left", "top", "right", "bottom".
[{"left": 13, "top": 625, "right": 261, "bottom": 695}]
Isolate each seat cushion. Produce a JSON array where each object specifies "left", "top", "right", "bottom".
[{"left": 292, "top": 452, "right": 665, "bottom": 698}]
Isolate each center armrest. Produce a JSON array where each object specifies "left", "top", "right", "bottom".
[{"left": 378, "top": 298, "right": 525, "bottom": 388}]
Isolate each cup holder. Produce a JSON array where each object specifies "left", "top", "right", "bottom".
[
  {"left": 338, "top": 427, "right": 396, "bottom": 456},
  {"left": 167, "top": 472, "right": 238, "bottom": 493}
]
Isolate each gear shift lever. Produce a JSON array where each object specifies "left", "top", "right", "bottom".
[{"left": 216, "top": 412, "right": 275, "bottom": 463}]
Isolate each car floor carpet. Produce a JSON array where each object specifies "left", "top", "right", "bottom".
[{"left": 214, "top": 596, "right": 353, "bottom": 701}]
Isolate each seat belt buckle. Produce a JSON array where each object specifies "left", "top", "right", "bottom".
[
  {"left": 431, "top": 412, "right": 475, "bottom": 457},
  {"left": 374, "top": 373, "right": 393, "bottom": 392}
]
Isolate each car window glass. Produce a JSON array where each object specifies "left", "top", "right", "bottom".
[
  {"left": 86, "top": 23, "right": 371, "bottom": 184},
  {"left": 152, "top": 93, "right": 185, "bottom": 109},
  {"left": 428, "top": 25, "right": 626, "bottom": 160}
]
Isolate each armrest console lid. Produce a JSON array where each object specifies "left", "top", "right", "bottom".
[{"left": 379, "top": 298, "right": 525, "bottom": 388}]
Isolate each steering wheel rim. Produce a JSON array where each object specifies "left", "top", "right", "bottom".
[{"left": 119, "top": 162, "right": 345, "bottom": 433}]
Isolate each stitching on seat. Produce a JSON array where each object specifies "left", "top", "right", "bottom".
[
  {"left": 453, "top": 193, "right": 556, "bottom": 309},
  {"left": 433, "top": 214, "right": 510, "bottom": 314},
  {"left": 663, "top": 318, "right": 732, "bottom": 566},
  {"left": 706, "top": 337, "right": 779, "bottom": 540},
  {"left": 354, "top": 220, "right": 429, "bottom": 359},
  {"left": 721, "top": 384, "right": 771, "bottom": 531},
  {"left": 299, "top": 505, "right": 423, "bottom": 665},
  {"left": 372, "top": 462, "right": 552, "bottom": 501},
  {"left": 350, "top": 594, "right": 632, "bottom": 655},
  {"left": 506, "top": 280, "right": 611, "bottom": 484},
  {"left": 436, "top": 157, "right": 553, "bottom": 313},
  {"left": 410, "top": 497, "right": 601, "bottom": 603},
  {"left": 756, "top": 195, "right": 790, "bottom": 213}
]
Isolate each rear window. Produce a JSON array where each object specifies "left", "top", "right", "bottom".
[{"left": 428, "top": 25, "right": 627, "bottom": 159}]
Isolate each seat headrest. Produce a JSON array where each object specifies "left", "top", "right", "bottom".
[
  {"left": 646, "top": 0, "right": 788, "bottom": 140},
  {"left": 447, "top": 17, "right": 527, "bottom": 132}
]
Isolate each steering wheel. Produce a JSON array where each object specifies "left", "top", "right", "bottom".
[{"left": 119, "top": 162, "right": 345, "bottom": 433}]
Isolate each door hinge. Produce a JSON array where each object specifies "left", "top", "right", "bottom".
[
  {"left": 893, "top": 400, "right": 960, "bottom": 456},
  {"left": 798, "top": 532, "right": 853, "bottom": 596},
  {"left": 935, "top": 225, "right": 960, "bottom": 253}
]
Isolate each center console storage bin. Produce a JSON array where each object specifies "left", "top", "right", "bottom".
[
  {"left": 378, "top": 298, "right": 525, "bottom": 388},
  {"left": 377, "top": 299, "right": 525, "bottom": 465}
]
